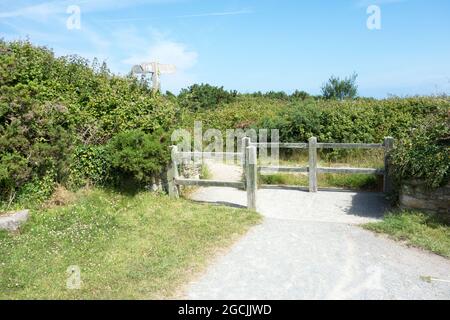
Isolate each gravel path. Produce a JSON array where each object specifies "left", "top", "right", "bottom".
[{"left": 186, "top": 161, "right": 450, "bottom": 300}]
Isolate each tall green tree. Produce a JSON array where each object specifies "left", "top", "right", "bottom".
[{"left": 321, "top": 73, "right": 358, "bottom": 100}]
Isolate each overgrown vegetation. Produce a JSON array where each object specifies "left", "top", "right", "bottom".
[
  {"left": 321, "top": 73, "right": 358, "bottom": 100},
  {"left": 390, "top": 114, "right": 449, "bottom": 189},
  {"left": 0, "top": 188, "right": 260, "bottom": 299},
  {"left": 257, "top": 97, "right": 448, "bottom": 145},
  {"left": 105, "top": 130, "right": 169, "bottom": 189},
  {"left": 178, "top": 83, "right": 237, "bottom": 112},
  {"left": 1, "top": 39, "right": 448, "bottom": 208},
  {"left": 180, "top": 86, "right": 448, "bottom": 193},
  {"left": 0, "top": 39, "right": 449, "bottom": 299},
  {"left": 182, "top": 91, "right": 448, "bottom": 146},
  {"left": 0, "top": 40, "right": 176, "bottom": 208},
  {"left": 364, "top": 211, "right": 450, "bottom": 258}
]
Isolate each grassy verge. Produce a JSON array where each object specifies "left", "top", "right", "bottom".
[
  {"left": 259, "top": 173, "right": 380, "bottom": 191},
  {"left": 363, "top": 211, "right": 450, "bottom": 258},
  {"left": 0, "top": 188, "right": 260, "bottom": 299}
]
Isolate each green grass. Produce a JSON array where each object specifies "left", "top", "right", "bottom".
[
  {"left": 258, "top": 149, "right": 383, "bottom": 191},
  {"left": 259, "top": 173, "right": 380, "bottom": 191},
  {"left": 0, "top": 188, "right": 260, "bottom": 299},
  {"left": 200, "top": 164, "right": 212, "bottom": 180},
  {"left": 364, "top": 211, "right": 450, "bottom": 258},
  {"left": 263, "top": 148, "right": 385, "bottom": 169}
]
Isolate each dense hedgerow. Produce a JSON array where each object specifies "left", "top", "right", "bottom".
[
  {"left": 182, "top": 94, "right": 449, "bottom": 143},
  {"left": 390, "top": 113, "right": 449, "bottom": 189},
  {"left": 257, "top": 98, "right": 449, "bottom": 188},
  {"left": 68, "top": 145, "right": 110, "bottom": 189},
  {"left": 181, "top": 94, "right": 449, "bottom": 190},
  {"left": 105, "top": 130, "right": 170, "bottom": 189},
  {"left": 1, "top": 39, "right": 448, "bottom": 207},
  {"left": 259, "top": 97, "right": 449, "bottom": 144},
  {"left": 0, "top": 40, "right": 177, "bottom": 204},
  {"left": 178, "top": 84, "right": 237, "bottom": 112}
]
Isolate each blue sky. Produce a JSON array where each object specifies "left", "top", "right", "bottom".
[{"left": 1, "top": 0, "right": 450, "bottom": 97}]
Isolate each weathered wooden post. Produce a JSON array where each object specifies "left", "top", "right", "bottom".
[
  {"left": 383, "top": 137, "right": 394, "bottom": 193},
  {"left": 308, "top": 137, "right": 318, "bottom": 192},
  {"left": 246, "top": 146, "right": 257, "bottom": 210},
  {"left": 168, "top": 146, "right": 180, "bottom": 198},
  {"left": 242, "top": 137, "right": 251, "bottom": 188}
]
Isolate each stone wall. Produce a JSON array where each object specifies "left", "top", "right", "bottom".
[
  {"left": 400, "top": 180, "right": 449, "bottom": 214},
  {"left": 180, "top": 160, "right": 202, "bottom": 180},
  {"left": 147, "top": 159, "right": 201, "bottom": 193}
]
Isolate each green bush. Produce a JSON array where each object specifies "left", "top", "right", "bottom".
[
  {"left": 0, "top": 94, "right": 73, "bottom": 201},
  {"left": 390, "top": 113, "right": 449, "bottom": 189},
  {"left": 13, "top": 170, "right": 56, "bottom": 206},
  {"left": 259, "top": 102, "right": 322, "bottom": 142},
  {"left": 0, "top": 40, "right": 177, "bottom": 205},
  {"left": 68, "top": 145, "right": 109, "bottom": 188},
  {"left": 291, "top": 90, "right": 311, "bottom": 101},
  {"left": 181, "top": 96, "right": 286, "bottom": 132},
  {"left": 1, "top": 39, "right": 448, "bottom": 206},
  {"left": 178, "top": 84, "right": 237, "bottom": 111},
  {"left": 257, "top": 97, "right": 449, "bottom": 144},
  {"left": 321, "top": 73, "right": 358, "bottom": 100},
  {"left": 105, "top": 130, "right": 169, "bottom": 188}
]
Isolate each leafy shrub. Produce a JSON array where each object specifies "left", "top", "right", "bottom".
[
  {"left": 390, "top": 113, "right": 449, "bottom": 189},
  {"left": 181, "top": 96, "right": 286, "bottom": 133},
  {"left": 178, "top": 84, "right": 237, "bottom": 111},
  {"left": 291, "top": 90, "right": 311, "bottom": 101},
  {"left": 105, "top": 130, "right": 169, "bottom": 188},
  {"left": 14, "top": 170, "right": 57, "bottom": 206},
  {"left": 0, "top": 153, "right": 31, "bottom": 203},
  {"left": 257, "top": 97, "right": 449, "bottom": 144},
  {"left": 0, "top": 93, "right": 73, "bottom": 201},
  {"left": 260, "top": 91, "right": 290, "bottom": 100},
  {"left": 259, "top": 102, "right": 322, "bottom": 142},
  {"left": 68, "top": 145, "right": 109, "bottom": 189},
  {"left": 0, "top": 40, "right": 176, "bottom": 204},
  {"left": 321, "top": 73, "right": 358, "bottom": 100}
]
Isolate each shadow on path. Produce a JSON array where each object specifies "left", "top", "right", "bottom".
[{"left": 190, "top": 185, "right": 390, "bottom": 224}]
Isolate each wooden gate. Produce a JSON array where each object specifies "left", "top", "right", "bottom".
[
  {"left": 252, "top": 136, "right": 394, "bottom": 193},
  {"left": 167, "top": 144, "right": 258, "bottom": 210},
  {"left": 168, "top": 136, "right": 394, "bottom": 210}
]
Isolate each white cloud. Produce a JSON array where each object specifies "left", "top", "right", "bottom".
[
  {"left": 1, "top": 1, "right": 198, "bottom": 92},
  {"left": 0, "top": 1, "right": 63, "bottom": 20},
  {"left": 123, "top": 40, "right": 197, "bottom": 69},
  {"left": 121, "top": 31, "right": 198, "bottom": 92}
]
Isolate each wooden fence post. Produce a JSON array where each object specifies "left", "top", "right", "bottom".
[
  {"left": 242, "top": 137, "right": 251, "bottom": 188},
  {"left": 246, "top": 146, "right": 257, "bottom": 210},
  {"left": 168, "top": 146, "right": 180, "bottom": 198},
  {"left": 383, "top": 137, "right": 394, "bottom": 193},
  {"left": 308, "top": 137, "right": 318, "bottom": 192}
]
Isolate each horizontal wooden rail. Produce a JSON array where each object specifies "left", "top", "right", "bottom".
[
  {"left": 259, "top": 166, "right": 383, "bottom": 175},
  {"left": 175, "top": 178, "right": 244, "bottom": 189},
  {"left": 317, "top": 167, "right": 384, "bottom": 175},
  {"left": 251, "top": 142, "right": 383, "bottom": 150},
  {"left": 317, "top": 143, "right": 383, "bottom": 149},
  {"left": 259, "top": 166, "right": 309, "bottom": 174},
  {"left": 251, "top": 143, "right": 308, "bottom": 149},
  {"left": 175, "top": 152, "right": 243, "bottom": 160},
  {"left": 169, "top": 136, "right": 393, "bottom": 204}
]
